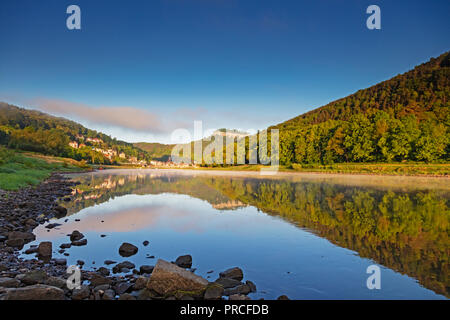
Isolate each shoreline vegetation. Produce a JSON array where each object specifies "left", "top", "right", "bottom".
[{"left": 0, "top": 147, "right": 448, "bottom": 191}]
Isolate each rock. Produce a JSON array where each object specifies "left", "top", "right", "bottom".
[
  {"left": 72, "top": 285, "right": 90, "bottom": 300},
  {"left": 219, "top": 267, "right": 243, "bottom": 281},
  {"left": 104, "top": 260, "right": 116, "bottom": 265},
  {"left": 54, "top": 258, "right": 67, "bottom": 266},
  {"left": 118, "top": 293, "right": 136, "bottom": 300},
  {"left": 89, "top": 274, "right": 112, "bottom": 287},
  {"left": 54, "top": 206, "right": 67, "bottom": 218},
  {"left": 24, "top": 246, "right": 38, "bottom": 254},
  {"left": 133, "top": 277, "right": 148, "bottom": 290},
  {"left": 112, "top": 261, "right": 135, "bottom": 273},
  {"left": 60, "top": 243, "right": 71, "bottom": 249},
  {"left": 204, "top": 284, "right": 224, "bottom": 300},
  {"left": 214, "top": 277, "right": 242, "bottom": 289},
  {"left": 77, "top": 260, "right": 85, "bottom": 266},
  {"left": 37, "top": 241, "right": 52, "bottom": 258},
  {"left": 139, "top": 265, "right": 154, "bottom": 274},
  {"left": 21, "top": 270, "right": 48, "bottom": 285},
  {"left": 100, "top": 234, "right": 106, "bottom": 238},
  {"left": 277, "top": 295, "right": 290, "bottom": 300},
  {"left": 72, "top": 239, "right": 87, "bottom": 246},
  {"left": 0, "top": 284, "right": 65, "bottom": 300},
  {"left": 8, "top": 231, "right": 35, "bottom": 243},
  {"left": 6, "top": 238, "right": 24, "bottom": 248},
  {"left": 143, "top": 240, "right": 149, "bottom": 246},
  {"left": 102, "top": 289, "right": 115, "bottom": 300},
  {"left": 0, "top": 277, "right": 20, "bottom": 288},
  {"left": 114, "top": 282, "right": 132, "bottom": 295},
  {"left": 146, "top": 259, "right": 208, "bottom": 297},
  {"left": 25, "top": 219, "right": 38, "bottom": 228},
  {"left": 229, "top": 294, "right": 251, "bottom": 300},
  {"left": 98, "top": 267, "right": 110, "bottom": 276},
  {"left": 119, "top": 242, "right": 138, "bottom": 257},
  {"left": 175, "top": 255, "right": 192, "bottom": 268},
  {"left": 45, "top": 223, "right": 61, "bottom": 229},
  {"left": 246, "top": 280, "right": 257, "bottom": 292},
  {"left": 93, "top": 284, "right": 110, "bottom": 292},
  {"left": 45, "top": 277, "right": 67, "bottom": 289},
  {"left": 223, "top": 284, "right": 251, "bottom": 296},
  {"left": 69, "top": 230, "right": 84, "bottom": 242}
]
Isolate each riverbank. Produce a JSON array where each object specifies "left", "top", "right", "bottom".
[
  {"left": 0, "top": 174, "right": 278, "bottom": 300},
  {"left": 0, "top": 148, "right": 91, "bottom": 191},
  {"left": 154, "top": 162, "right": 450, "bottom": 177}
]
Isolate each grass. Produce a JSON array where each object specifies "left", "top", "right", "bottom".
[{"left": 0, "top": 147, "right": 90, "bottom": 191}]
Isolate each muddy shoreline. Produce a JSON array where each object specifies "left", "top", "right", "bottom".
[{"left": 0, "top": 174, "right": 276, "bottom": 300}]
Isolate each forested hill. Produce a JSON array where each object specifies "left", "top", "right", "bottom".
[
  {"left": 0, "top": 103, "right": 150, "bottom": 164},
  {"left": 270, "top": 51, "right": 449, "bottom": 164}
]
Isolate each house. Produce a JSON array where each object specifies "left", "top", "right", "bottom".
[
  {"left": 69, "top": 141, "right": 79, "bottom": 149},
  {"left": 86, "top": 137, "right": 103, "bottom": 144},
  {"left": 119, "top": 152, "right": 126, "bottom": 159}
]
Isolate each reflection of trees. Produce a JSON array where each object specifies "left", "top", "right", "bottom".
[
  {"left": 64, "top": 174, "right": 233, "bottom": 215},
  {"left": 64, "top": 173, "right": 449, "bottom": 297},
  {"left": 206, "top": 178, "right": 449, "bottom": 297}
]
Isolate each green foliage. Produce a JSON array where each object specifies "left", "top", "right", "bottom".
[
  {"left": 270, "top": 52, "right": 450, "bottom": 165},
  {"left": 0, "top": 146, "right": 84, "bottom": 190},
  {"left": 0, "top": 103, "right": 151, "bottom": 164}
]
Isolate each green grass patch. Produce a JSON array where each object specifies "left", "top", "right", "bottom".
[{"left": 0, "top": 146, "right": 89, "bottom": 191}]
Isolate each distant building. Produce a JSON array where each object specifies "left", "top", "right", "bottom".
[
  {"left": 86, "top": 137, "right": 103, "bottom": 144},
  {"left": 69, "top": 141, "right": 78, "bottom": 149},
  {"left": 119, "top": 152, "right": 126, "bottom": 159}
]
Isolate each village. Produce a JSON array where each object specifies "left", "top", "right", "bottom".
[{"left": 68, "top": 135, "right": 195, "bottom": 168}]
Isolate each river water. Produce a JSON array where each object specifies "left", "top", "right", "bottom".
[{"left": 22, "top": 169, "right": 449, "bottom": 299}]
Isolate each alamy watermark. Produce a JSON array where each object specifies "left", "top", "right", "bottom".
[
  {"left": 170, "top": 121, "right": 279, "bottom": 175},
  {"left": 66, "top": 265, "right": 81, "bottom": 290},
  {"left": 366, "top": 265, "right": 381, "bottom": 290}
]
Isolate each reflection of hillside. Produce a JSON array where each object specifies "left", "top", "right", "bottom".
[
  {"left": 205, "top": 178, "right": 449, "bottom": 298},
  {"left": 64, "top": 173, "right": 233, "bottom": 215},
  {"left": 63, "top": 172, "right": 449, "bottom": 297}
]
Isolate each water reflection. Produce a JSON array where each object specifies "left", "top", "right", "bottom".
[{"left": 40, "top": 170, "right": 450, "bottom": 298}]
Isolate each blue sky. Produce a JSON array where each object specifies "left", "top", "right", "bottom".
[{"left": 0, "top": 0, "right": 449, "bottom": 143}]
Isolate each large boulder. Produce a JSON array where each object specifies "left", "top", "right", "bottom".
[
  {"left": 146, "top": 259, "right": 208, "bottom": 297},
  {"left": 175, "top": 255, "right": 192, "bottom": 268},
  {"left": 119, "top": 243, "right": 138, "bottom": 257},
  {"left": 0, "top": 284, "right": 65, "bottom": 300},
  {"left": 37, "top": 241, "right": 52, "bottom": 258},
  {"left": 219, "top": 267, "right": 243, "bottom": 281}
]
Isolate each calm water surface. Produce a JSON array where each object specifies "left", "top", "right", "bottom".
[{"left": 21, "top": 169, "right": 449, "bottom": 299}]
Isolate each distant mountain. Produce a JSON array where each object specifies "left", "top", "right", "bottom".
[
  {"left": 0, "top": 103, "right": 150, "bottom": 165},
  {"left": 133, "top": 142, "right": 173, "bottom": 161},
  {"left": 134, "top": 128, "right": 250, "bottom": 162},
  {"left": 269, "top": 51, "right": 450, "bottom": 164}
]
